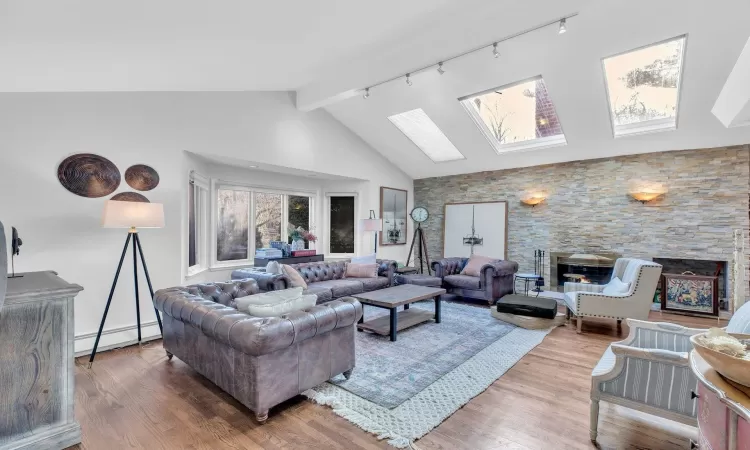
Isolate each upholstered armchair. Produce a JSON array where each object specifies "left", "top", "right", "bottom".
[
  {"left": 432, "top": 257, "right": 518, "bottom": 305},
  {"left": 564, "top": 258, "right": 662, "bottom": 333},
  {"left": 590, "top": 319, "right": 704, "bottom": 442}
]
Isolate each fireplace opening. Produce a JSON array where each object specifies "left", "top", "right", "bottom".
[{"left": 549, "top": 252, "right": 620, "bottom": 291}]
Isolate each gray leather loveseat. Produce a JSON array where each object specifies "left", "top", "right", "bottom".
[
  {"left": 231, "top": 259, "right": 397, "bottom": 303},
  {"left": 432, "top": 257, "right": 518, "bottom": 305},
  {"left": 153, "top": 279, "right": 363, "bottom": 423}
]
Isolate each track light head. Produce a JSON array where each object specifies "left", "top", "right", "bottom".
[
  {"left": 437, "top": 62, "right": 445, "bottom": 75},
  {"left": 406, "top": 73, "right": 412, "bottom": 86},
  {"left": 492, "top": 43, "right": 500, "bottom": 58},
  {"left": 363, "top": 88, "right": 370, "bottom": 99},
  {"left": 558, "top": 18, "right": 567, "bottom": 34}
]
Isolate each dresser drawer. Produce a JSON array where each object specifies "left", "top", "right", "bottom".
[{"left": 697, "top": 383, "right": 729, "bottom": 450}]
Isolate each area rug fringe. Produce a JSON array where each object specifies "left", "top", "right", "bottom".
[
  {"left": 302, "top": 388, "right": 412, "bottom": 448},
  {"left": 304, "top": 326, "right": 553, "bottom": 448}
]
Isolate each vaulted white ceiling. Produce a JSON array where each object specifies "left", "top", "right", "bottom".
[
  {"left": 3, "top": 0, "right": 750, "bottom": 179},
  {"left": 322, "top": 0, "right": 750, "bottom": 178}
]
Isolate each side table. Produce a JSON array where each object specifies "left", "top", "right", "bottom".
[{"left": 514, "top": 273, "right": 543, "bottom": 295}]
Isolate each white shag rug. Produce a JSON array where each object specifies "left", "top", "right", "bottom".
[{"left": 303, "top": 326, "right": 552, "bottom": 448}]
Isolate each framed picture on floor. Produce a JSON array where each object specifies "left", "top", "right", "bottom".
[
  {"left": 660, "top": 272, "right": 719, "bottom": 316},
  {"left": 443, "top": 201, "right": 508, "bottom": 259}
]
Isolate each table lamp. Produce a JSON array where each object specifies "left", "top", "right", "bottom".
[
  {"left": 360, "top": 210, "right": 383, "bottom": 255},
  {"left": 89, "top": 200, "right": 165, "bottom": 367}
]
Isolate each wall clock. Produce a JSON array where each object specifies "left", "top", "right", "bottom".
[{"left": 410, "top": 206, "right": 429, "bottom": 223}]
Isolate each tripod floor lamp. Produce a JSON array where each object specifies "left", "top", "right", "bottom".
[{"left": 88, "top": 200, "right": 165, "bottom": 368}]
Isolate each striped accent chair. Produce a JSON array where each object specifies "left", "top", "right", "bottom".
[
  {"left": 564, "top": 258, "right": 662, "bottom": 333},
  {"left": 589, "top": 319, "right": 705, "bottom": 442}
]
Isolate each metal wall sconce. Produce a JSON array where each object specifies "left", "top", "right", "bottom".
[
  {"left": 629, "top": 191, "right": 664, "bottom": 203},
  {"left": 521, "top": 194, "right": 547, "bottom": 207}
]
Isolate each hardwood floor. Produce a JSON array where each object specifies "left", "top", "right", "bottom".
[{"left": 71, "top": 310, "right": 725, "bottom": 450}]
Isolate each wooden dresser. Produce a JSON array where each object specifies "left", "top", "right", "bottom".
[
  {"left": 0, "top": 271, "right": 83, "bottom": 450},
  {"left": 690, "top": 352, "right": 750, "bottom": 450}
]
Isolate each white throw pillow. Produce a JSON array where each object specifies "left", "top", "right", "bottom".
[
  {"left": 351, "top": 253, "right": 377, "bottom": 265},
  {"left": 235, "top": 288, "right": 317, "bottom": 317},
  {"left": 266, "top": 261, "right": 282, "bottom": 275},
  {"left": 603, "top": 277, "right": 631, "bottom": 295}
]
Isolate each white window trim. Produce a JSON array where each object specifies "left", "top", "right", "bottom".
[
  {"left": 186, "top": 171, "right": 209, "bottom": 278},
  {"left": 459, "top": 75, "right": 567, "bottom": 155},
  {"left": 211, "top": 179, "right": 318, "bottom": 270},
  {"left": 325, "top": 192, "right": 358, "bottom": 259},
  {"left": 601, "top": 34, "right": 687, "bottom": 139}
]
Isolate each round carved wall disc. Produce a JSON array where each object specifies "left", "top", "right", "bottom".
[
  {"left": 111, "top": 192, "right": 150, "bottom": 202},
  {"left": 125, "top": 164, "right": 159, "bottom": 191},
  {"left": 57, "top": 154, "right": 121, "bottom": 198}
]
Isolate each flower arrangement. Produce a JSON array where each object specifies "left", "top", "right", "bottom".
[{"left": 288, "top": 226, "right": 317, "bottom": 243}]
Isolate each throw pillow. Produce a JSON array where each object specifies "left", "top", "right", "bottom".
[
  {"left": 237, "top": 290, "right": 317, "bottom": 318},
  {"left": 345, "top": 263, "right": 379, "bottom": 278},
  {"left": 351, "top": 253, "right": 377, "bottom": 265},
  {"left": 266, "top": 260, "right": 282, "bottom": 275},
  {"left": 460, "top": 255, "right": 495, "bottom": 277},
  {"left": 281, "top": 264, "right": 308, "bottom": 289},
  {"left": 602, "top": 277, "right": 631, "bottom": 295}
]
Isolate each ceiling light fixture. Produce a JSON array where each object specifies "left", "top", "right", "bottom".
[
  {"left": 363, "top": 87, "right": 370, "bottom": 99},
  {"left": 356, "top": 13, "right": 577, "bottom": 95}
]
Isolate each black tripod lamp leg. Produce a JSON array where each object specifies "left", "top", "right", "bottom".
[
  {"left": 134, "top": 233, "right": 163, "bottom": 334},
  {"left": 132, "top": 232, "right": 142, "bottom": 343},
  {"left": 89, "top": 233, "right": 132, "bottom": 368}
]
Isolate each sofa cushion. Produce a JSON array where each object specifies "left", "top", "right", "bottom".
[
  {"left": 359, "top": 277, "right": 390, "bottom": 291},
  {"left": 235, "top": 287, "right": 304, "bottom": 310},
  {"left": 345, "top": 263, "right": 378, "bottom": 278},
  {"left": 282, "top": 264, "right": 308, "bottom": 289},
  {"left": 444, "top": 274, "right": 481, "bottom": 290},
  {"left": 461, "top": 255, "right": 496, "bottom": 277},
  {"left": 303, "top": 285, "right": 333, "bottom": 304},
  {"left": 311, "top": 279, "right": 364, "bottom": 298}
]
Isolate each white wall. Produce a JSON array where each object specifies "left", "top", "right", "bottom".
[{"left": 0, "top": 91, "right": 413, "bottom": 355}]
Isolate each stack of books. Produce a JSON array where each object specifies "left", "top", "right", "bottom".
[{"left": 255, "top": 248, "right": 283, "bottom": 259}]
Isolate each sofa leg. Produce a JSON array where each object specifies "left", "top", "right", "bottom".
[
  {"left": 166, "top": 351, "right": 173, "bottom": 360},
  {"left": 255, "top": 410, "right": 269, "bottom": 424},
  {"left": 576, "top": 317, "right": 583, "bottom": 334},
  {"left": 590, "top": 399, "right": 600, "bottom": 442},
  {"left": 343, "top": 369, "right": 353, "bottom": 380}
]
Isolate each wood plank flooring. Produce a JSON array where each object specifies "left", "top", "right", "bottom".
[{"left": 71, "top": 309, "right": 726, "bottom": 450}]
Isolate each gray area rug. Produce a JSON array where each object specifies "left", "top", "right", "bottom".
[{"left": 330, "top": 300, "right": 515, "bottom": 408}]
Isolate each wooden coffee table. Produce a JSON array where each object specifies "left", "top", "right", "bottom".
[{"left": 353, "top": 284, "right": 446, "bottom": 341}]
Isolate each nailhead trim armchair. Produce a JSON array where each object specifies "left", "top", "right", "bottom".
[
  {"left": 432, "top": 257, "right": 518, "bottom": 305},
  {"left": 564, "top": 258, "right": 662, "bottom": 333}
]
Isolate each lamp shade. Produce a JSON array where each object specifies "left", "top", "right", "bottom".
[
  {"left": 360, "top": 218, "right": 382, "bottom": 232},
  {"left": 102, "top": 200, "right": 165, "bottom": 229}
]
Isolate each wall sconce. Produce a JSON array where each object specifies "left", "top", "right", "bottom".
[
  {"left": 628, "top": 191, "right": 664, "bottom": 203},
  {"left": 521, "top": 193, "right": 547, "bottom": 207}
]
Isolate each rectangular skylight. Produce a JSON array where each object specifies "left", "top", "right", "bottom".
[
  {"left": 459, "top": 76, "right": 566, "bottom": 154},
  {"left": 387, "top": 108, "right": 465, "bottom": 162},
  {"left": 602, "top": 36, "right": 686, "bottom": 137}
]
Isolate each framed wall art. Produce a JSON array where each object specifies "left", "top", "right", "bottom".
[
  {"left": 443, "top": 201, "right": 508, "bottom": 259},
  {"left": 660, "top": 272, "right": 719, "bottom": 316},
  {"left": 380, "top": 186, "right": 407, "bottom": 245}
]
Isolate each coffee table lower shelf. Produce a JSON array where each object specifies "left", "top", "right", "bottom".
[{"left": 357, "top": 309, "right": 435, "bottom": 337}]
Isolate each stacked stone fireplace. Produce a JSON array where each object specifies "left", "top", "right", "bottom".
[{"left": 549, "top": 252, "right": 620, "bottom": 290}]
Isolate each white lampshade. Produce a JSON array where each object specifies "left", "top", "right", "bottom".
[
  {"left": 102, "top": 200, "right": 165, "bottom": 229},
  {"left": 360, "top": 218, "right": 382, "bottom": 232}
]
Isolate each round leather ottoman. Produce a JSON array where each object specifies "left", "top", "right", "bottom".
[{"left": 395, "top": 273, "right": 442, "bottom": 287}]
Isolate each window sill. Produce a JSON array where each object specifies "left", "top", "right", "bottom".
[
  {"left": 492, "top": 135, "right": 567, "bottom": 155},
  {"left": 613, "top": 119, "right": 676, "bottom": 138},
  {"left": 209, "top": 262, "right": 255, "bottom": 272}
]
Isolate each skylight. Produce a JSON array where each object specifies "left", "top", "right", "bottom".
[
  {"left": 387, "top": 108, "right": 465, "bottom": 162},
  {"left": 460, "top": 76, "right": 566, "bottom": 154},
  {"left": 602, "top": 36, "right": 686, "bottom": 137}
]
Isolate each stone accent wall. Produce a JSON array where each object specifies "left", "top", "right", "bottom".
[{"left": 414, "top": 145, "right": 750, "bottom": 304}]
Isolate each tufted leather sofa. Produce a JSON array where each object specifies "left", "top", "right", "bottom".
[
  {"left": 432, "top": 257, "right": 518, "bottom": 305},
  {"left": 231, "top": 259, "right": 397, "bottom": 303},
  {"left": 153, "top": 278, "right": 363, "bottom": 423}
]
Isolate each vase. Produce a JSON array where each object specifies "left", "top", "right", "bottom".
[{"left": 291, "top": 239, "right": 304, "bottom": 251}]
